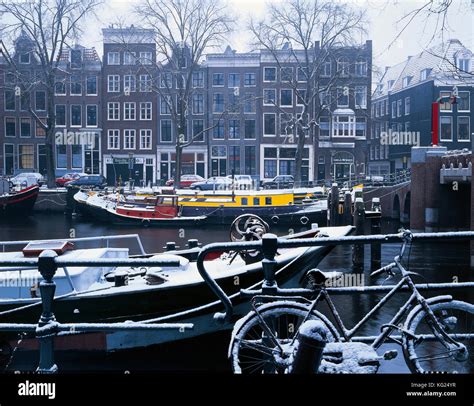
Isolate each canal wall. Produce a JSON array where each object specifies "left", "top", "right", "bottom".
[{"left": 35, "top": 189, "right": 67, "bottom": 212}]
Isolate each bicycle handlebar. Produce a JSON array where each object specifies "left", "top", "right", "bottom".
[{"left": 370, "top": 262, "right": 397, "bottom": 278}]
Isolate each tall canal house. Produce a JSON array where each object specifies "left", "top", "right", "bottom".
[
  {"left": 0, "top": 31, "right": 102, "bottom": 177},
  {"left": 0, "top": 26, "right": 372, "bottom": 185},
  {"left": 369, "top": 39, "right": 474, "bottom": 176}
]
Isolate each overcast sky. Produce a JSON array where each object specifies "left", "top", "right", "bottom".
[{"left": 4, "top": 0, "right": 474, "bottom": 82}]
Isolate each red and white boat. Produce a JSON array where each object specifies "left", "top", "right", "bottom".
[{"left": 0, "top": 181, "right": 39, "bottom": 215}]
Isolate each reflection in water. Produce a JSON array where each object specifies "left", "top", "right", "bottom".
[{"left": 0, "top": 215, "right": 472, "bottom": 373}]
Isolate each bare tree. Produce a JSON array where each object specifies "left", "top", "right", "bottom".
[
  {"left": 249, "top": 0, "right": 367, "bottom": 184},
  {"left": 0, "top": 0, "right": 101, "bottom": 187},
  {"left": 134, "top": 0, "right": 234, "bottom": 184}
]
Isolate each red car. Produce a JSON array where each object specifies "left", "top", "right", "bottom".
[
  {"left": 165, "top": 174, "right": 205, "bottom": 189},
  {"left": 55, "top": 172, "right": 85, "bottom": 187}
]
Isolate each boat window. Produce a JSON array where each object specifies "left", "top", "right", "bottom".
[
  {"left": 196, "top": 198, "right": 207, "bottom": 202},
  {"left": 253, "top": 197, "right": 260, "bottom": 205},
  {"left": 241, "top": 197, "right": 248, "bottom": 205},
  {"left": 265, "top": 197, "right": 272, "bottom": 205}
]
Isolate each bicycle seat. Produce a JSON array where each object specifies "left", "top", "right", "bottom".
[{"left": 305, "top": 269, "right": 344, "bottom": 286}]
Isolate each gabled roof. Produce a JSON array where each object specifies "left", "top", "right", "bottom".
[
  {"left": 373, "top": 39, "right": 473, "bottom": 99},
  {"left": 59, "top": 45, "right": 101, "bottom": 63}
]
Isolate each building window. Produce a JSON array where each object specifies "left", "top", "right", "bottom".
[
  {"left": 244, "top": 72, "right": 256, "bottom": 86},
  {"left": 35, "top": 91, "right": 46, "bottom": 111},
  {"left": 108, "top": 75, "right": 120, "bottom": 92},
  {"left": 355, "top": 117, "right": 366, "bottom": 137},
  {"left": 70, "top": 75, "right": 82, "bottom": 95},
  {"left": 19, "top": 145, "right": 34, "bottom": 169},
  {"left": 123, "top": 51, "right": 136, "bottom": 65},
  {"left": 71, "top": 105, "right": 82, "bottom": 127},
  {"left": 19, "top": 52, "right": 30, "bottom": 64},
  {"left": 56, "top": 145, "right": 67, "bottom": 168},
  {"left": 140, "top": 102, "right": 152, "bottom": 120},
  {"left": 405, "top": 97, "right": 411, "bottom": 115},
  {"left": 355, "top": 58, "right": 367, "bottom": 76},
  {"left": 263, "top": 148, "right": 277, "bottom": 178},
  {"left": 244, "top": 119, "right": 256, "bottom": 139},
  {"left": 263, "top": 89, "right": 276, "bottom": 106},
  {"left": 228, "top": 73, "right": 240, "bottom": 87},
  {"left": 391, "top": 101, "right": 396, "bottom": 118},
  {"left": 213, "top": 93, "right": 224, "bottom": 113},
  {"left": 280, "top": 113, "right": 292, "bottom": 136},
  {"left": 212, "top": 73, "right": 224, "bottom": 86},
  {"left": 244, "top": 93, "right": 255, "bottom": 113},
  {"left": 213, "top": 119, "right": 225, "bottom": 139},
  {"left": 402, "top": 76, "right": 412, "bottom": 88},
  {"left": 228, "top": 146, "right": 241, "bottom": 174},
  {"left": 55, "top": 105, "right": 66, "bottom": 126},
  {"left": 457, "top": 116, "right": 470, "bottom": 141},
  {"left": 124, "top": 75, "right": 136, "bottom": 93},
  {"left": 5, "top": 117, "right": 16, "bottom": 137},
  {"left": 5, "top": 90, "right": 15, "bottom": 110},
  {"left": 108, "top": 129, "right": 120, "bottom": 150},
  {"left": 337, "top": 87, "right": 349, "bottom": 107},
  {"left": 72, "top": 145, "right": 82, "bottom": 169},
  {"left": 192, "top": 71, "right": 204, "bottom": 88},
  {"left": 439, "top": 91, "right": 452, "bottom": 111},
  {"left": 20, "top": 118, "right": 31, "bottom": 138},
  {"left": 86, "top": 76, "right": 97, "bottom": 95},
  {"left": 280, "top": 89, "right": 293, "bottom": 107},
  {"left": 297, "top": 66, "right": 308, "bottom": 82},
  {"left": 397, "top": 99, "right": 402, "bottom": 117},
  {"left": 139, "top": 51, "right": 153, "bottom": 65},
  {"left": 420, "top": 68, "right": 432, "bottom": 81},
  {"left": 140, "top": 129, "right": 152, "bottom": 150},
  {"left": 244, "top": 146, "right": 256, "bottom": 175},
  {"left": 36, "top": 120, "right": 46, "bottom": 137},
  {"left": 108, "top": 52, "right": 120, "bottom": 65},
  {"left": 296, "top": 89, "right": 307, "bottom": 106},
  {"left": 192, "top": 119, "right": 204, "bottom": 142},
  {"left": 337, "top": 57, "right": 349, "bottom": 76},
  {"left": 86, "top": 105, "right": 97, "bottom": 127},
  {"left": 192, "top": 93, "right": 204, "bottom": 115},
  {"left": 139, "top": 74, "right": 152, "bottom": 92},
  {"left": 321, "top": 60, "right": 331, "bottom": 77},
  {"left": 332, "top": 115, "right": 355, "bottom": 137},
  {"left": 440, "top": 116, "right": 452, "bottom": 141},
  {"left": 354, "top": 86, "right": 367, "bottom": 108},
  {"left": 281, "top": 67, "right": 293, "bottom": 82},
  {"left": 55, "top": 80, "right": 66, "bottom": 95},
  {"left": 263, "top": 67, "right": 276, "bottom": 82},
  {"left": 160, "top": 72, "right": 172, "bottom": 88},
  {"left": 458, "top": 91, "right": 470, "bottom": 112},
  {"left": 319, "top": 117, "right": 330, "bottom": 137},
  {"left": 457, "top": 57, "right": 470, "bottom": 72},
  {"left": 160, "top": 96, "right": 172, "bottom": 115},
  {"left": 160, "top": 120, "right": 172, "bottom": 142},
  {"left": 124, "top": 102, "right": 136, "bottom": 120},
  {"left": 229, "top": 119, "right": 240, "bottom": 139},
  {"left": 108, "top": 102, "right": 120, "bottom": 120},
  {"left": 263, "top": 113, "right": 276, "bottom": 136},
  {"left": 124, "top": 129, "right": 136, "bottom": 149}
]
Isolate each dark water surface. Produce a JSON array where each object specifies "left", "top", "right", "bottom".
[{"left": 1, "top": 214, "right": 472, "bottom": 373}]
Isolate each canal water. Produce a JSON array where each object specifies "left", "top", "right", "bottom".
[{"left": 0, "top": 214, "right": 472, "bottom": 373}]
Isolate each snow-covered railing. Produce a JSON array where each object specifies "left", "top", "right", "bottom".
[{"left": 196, "top": 230, "right": 474, "bottom": 322}]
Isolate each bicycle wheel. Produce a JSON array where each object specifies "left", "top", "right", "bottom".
[
  {"left": 403, "top": 300, "right": 474, "bottom": 373},
  {"left": 229, "top": 301, "right": 339, "bottom": 374}
]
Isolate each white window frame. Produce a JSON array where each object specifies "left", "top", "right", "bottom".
[
  {"left": 70, "top": 104, "right": 82, "bottom": 127},
  {"left": 123, "top": 102, "right": 136, "bottom": 121},
  {"left": 160, "top": 119, "right": 173, "bottom": 143},
  {"left": 55, "top": 104, "right": 66, "bottom": 127},
  {"left": 212, "top": 73, "right": 225, "bottom": 87},
  {"left": 108, "top": 75, "right": 120, "bottom": 92},
  {"left": 263, "top": 113, "right": 276, "bottom": 137},
  {"left": 139, "top": 51, "right": 153, "bottom": 65},
  {"left": 405, "top": 97, "right": 411, "bottom": 115},
  {"left": 458, "top": 91, "right": 470, "bottom": 112},
  {"left": 263, "top": 67, "right": 277, "bottom": 83},
  {"left": 123, "top": 51, "right": 136, "bottom": 65},
  {"left": 124, "top": 129, "right": 136, "bottom": 150},
  {"left": 140, "top": 129, "right": 152, "bottom": 150},
  {"left": 280, "top": 67, "right": 293, "bottom": 83},
  {"left": 354, "top": 86, "right": 367, "bottom": 109},
  {"left": 124, "top": 75, "right": 136, "bottom": 93},
  {"left": 440, "top": 116, "right": 453, "bottom": 141},
  {"left": 457, "top": 116, "right": 470, "bottom": 142},
  {"left": 280, "top": 89, "right": 293, "bottom": 107},
  {"left": 107, "top": 102, "right": 120, "bottom": 121},
  {"left": 140, "top": 102, "right": 152, "bottom": 120},
  {"left": 107, "top": 52, "right": 120, "bottom": 65},
  {"left": 263, "top": 89, "right": 276, "bottom": 106},
  {"left": 86, "top": 104, "right": 98, "bottom": 128},
  {"left": 107, "top": 129, "right": 120, "bottom": 150}
]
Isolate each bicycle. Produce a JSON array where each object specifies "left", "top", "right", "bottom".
[{"left": 229, "top": 230, "right": 474, "bottom": 374}]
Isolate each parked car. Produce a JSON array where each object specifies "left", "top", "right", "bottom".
[
  {"left": 55, "top": 172, "right": 85, "bottom": 187},
  {"left": 10, "top": 172, "right": 45, "bottom": 187},
  {"left": 165, "top": 174, "right": 205, "bottom": 188},
  {"left": 65, "top": 175, "right": 107, "bottom": 189},
  {"left": 226, "top": 175, "right": 254, "bottom": 190},
  {"left": 261, "top": 175, "right": 294, "bottom": 189},
  {"left": 189, "top": 176, "right": 233, "bottom": 191}
]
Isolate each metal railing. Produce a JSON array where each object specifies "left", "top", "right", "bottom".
[{"left": 196, "top": 230, "right": 474, "bottom": 321}]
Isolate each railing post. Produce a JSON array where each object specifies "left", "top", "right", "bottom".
[
  {"left": 343, "top": 191, "right": 352, "bottom": 225},
  {"left": 353, "top": 197, "right": 365, "bottom": 269},
  {"left": 261, "top": 233, "right": 278, "bottom": 294},
  {"left": 330, "top": 183, "right": 339, "bottom": 226},
  {"left": 289, "top": 320, "right": 327, "bottom": 373},
  {"left": 36, "top": 250, "right": 59, "bottom": 374},
  {"left": 370, "top": 198, "right": 382, "bottom": 270}
]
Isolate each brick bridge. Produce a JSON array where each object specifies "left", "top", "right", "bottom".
[{"left": 363, "top": 181, "right": 411, "bottom": 223}]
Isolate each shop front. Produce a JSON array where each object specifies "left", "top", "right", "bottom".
[
  {"left": 104, "top": 154, "right": 156, "bottom": 186},
  {"left": 158, "top": 148, "right": 207, "bottom": 184}
]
